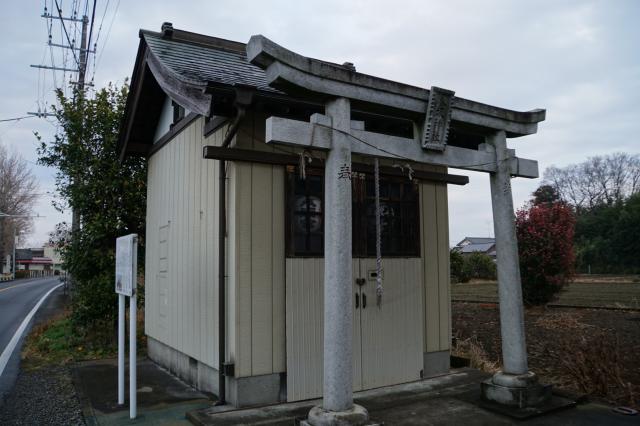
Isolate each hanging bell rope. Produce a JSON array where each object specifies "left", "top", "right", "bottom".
[
  {"left": 374, "top": 158, "right": 383, "bottom": 307},
  {"left": 298, "top": 123, "right": 317, "bottom": 180}
]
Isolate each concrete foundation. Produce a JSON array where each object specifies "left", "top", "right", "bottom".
[
  {"left": 423, "top": 350, "right": 450, "bottom": 378},
  {"left": 481, "top": 371, "right": 552, "bottom": 408},
  {"left": 226, "top": 371, "right": 285, "bottom": 407},
  {"left": 147, "top": 336, "right": 218, "bottom": 395},
  {"left": 303, "top": 404, "right": 371, "bottom": 426},
  {"left": 147, "top": 336, "right": 284, "bottom": 407}
]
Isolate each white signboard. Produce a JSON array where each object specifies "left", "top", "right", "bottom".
[{"left": 115, "top": 234, "right": 137, "bottom": 296}]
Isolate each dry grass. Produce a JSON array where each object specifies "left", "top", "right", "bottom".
[
  {"left": 452, "top": 335, "right": 499, "bottom": 374},
  {"left": 550, "top": 329, "right": 637, "bottom": 408},
  {"left": 534, "top": 311, "right": 594, "bottom": 330}
]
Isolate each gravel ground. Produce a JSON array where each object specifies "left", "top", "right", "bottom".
[{"left": 0, "top": 365, "right": 84, "bottom": 425}]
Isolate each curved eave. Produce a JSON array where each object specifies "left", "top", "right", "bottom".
[
  {"left": 145, "top": 48, "right": 211, "bottom": 117},
  {"left": 247, "top": 35, "right": 545, "bottom": 137},
  {"left": 118, "top": 35, "right": 212, "bottom": 160}
]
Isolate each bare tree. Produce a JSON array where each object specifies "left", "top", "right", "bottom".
[
  {"left": 0, "top": 145, "right": 39, "bottom": 268},
  {"left": 543, "top": 153, "right": 640, "bottom": 211}
]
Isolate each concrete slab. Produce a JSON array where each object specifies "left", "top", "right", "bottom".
[
  {"left": 72, "top": 358, "right": 212, "bottom": 425},
  {"left": 188, "top": 369, "right": 639, "bottom": 426}
]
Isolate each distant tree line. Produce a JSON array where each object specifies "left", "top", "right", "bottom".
[{"left": 543, "top": 153, "right": 640, "bottom": 274}]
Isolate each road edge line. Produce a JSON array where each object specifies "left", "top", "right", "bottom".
[{"left": 0, "top": 283, "right": 64, "bottom": 378}]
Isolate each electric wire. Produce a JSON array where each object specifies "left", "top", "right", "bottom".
[
  {"left": 54, "top": 0, "right": 80, "bottom": 68},
  {"left": 89, "top": 0, "right": 109, "bottom": 83},
  {"left": 93, "top": 0, "right": 119, "bottom": 77},
  {"left": 0, "top": 116, "right": 36, "bottom": 123}
]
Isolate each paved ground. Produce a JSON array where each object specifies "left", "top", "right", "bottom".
[
  {"left": 189, "top": 369, "right": 640, "bottom": 425},
  {"left": 0, "top": 276, "right": 84, "bottom": 425},
  {"left": 72, "top": 358, "right": 211, "bottom": 425},
  {"left": 0, "top": 276, "right": 64, "bottom": 403}
]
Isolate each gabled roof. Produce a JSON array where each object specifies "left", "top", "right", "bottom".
[
  {"left": 118, "top": 23, "right": 545, "bottom": 161},
  {"left": 459, "top": 242, "right": 495, "bottom": 254},
  {"left": 459, "top": 237, "right": 495, "bottom": 245}
]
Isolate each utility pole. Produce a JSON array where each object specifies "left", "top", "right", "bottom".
[{"left": 70, "top": 14, "right": 89, "bottom": 239}]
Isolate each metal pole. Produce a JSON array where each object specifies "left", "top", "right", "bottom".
[
  {"left": 129, "top": 293, "right": 137, "bottom": 419},
  {"left": 118, "top": 293, "right": 125, "bottom": 405},
  {"left": 12, "top": 226, "right": 16, "bottom": 280},
  {"left": 129, "top": 234, "right": 138, "bottom": 419}
]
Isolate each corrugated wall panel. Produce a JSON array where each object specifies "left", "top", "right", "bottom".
[
  {"left": 145, "top": 117, "right": 223, "bottom": 368},
  {"left": 420, "top": 180, "right": 451, "bottom": 353},
  {"left": 285, "top": 258, "right": 325, "bottom": 402},
  {"left": 436, "top": 184, "right": 451, "bottom": 351},
  {"left": 229, "top": 113, "right": 287, "bottom": 378}
]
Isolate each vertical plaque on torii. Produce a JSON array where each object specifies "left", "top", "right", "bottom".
[{"left": 422, "top": 86, "right": 455, "bottom": 151}]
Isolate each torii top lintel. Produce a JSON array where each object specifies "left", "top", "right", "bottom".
[{"left": 246, "top": 35, "right": 546, "bottom": 139}]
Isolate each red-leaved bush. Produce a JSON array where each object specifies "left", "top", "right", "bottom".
[{"left": 516, "top": 202, "right": 576, "bottom": 305}]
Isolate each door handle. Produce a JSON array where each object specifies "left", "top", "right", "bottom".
[
  {"left": 355, "top": 278, "right": 366, "bottom": 287},
  {"left": 362, "top": 293, "right": 367, "bottom": 309},
  {"left": 355, "top": 293, "right": 359, "bottom": 308}
]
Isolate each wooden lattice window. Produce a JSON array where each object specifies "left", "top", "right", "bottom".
[{"left": 286, "top": 166, "right": 420, "bottom": 257}]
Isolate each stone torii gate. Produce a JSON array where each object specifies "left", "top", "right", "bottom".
[{"left": 247, "top": 36, "right": 549, "bottom": 425}]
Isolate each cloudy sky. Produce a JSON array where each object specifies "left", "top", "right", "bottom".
[{"left": 1, "top": 0, "right": 638, "bottom": 246}]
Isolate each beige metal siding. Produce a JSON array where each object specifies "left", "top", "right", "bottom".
[
  {"left": 359, "top": 258, "right": 424, "bottom": 389},
  {"left": 421, "top": 181, "right": 451, "bottom": 353},
  {"left": 228, "top": 112, "right": 286, "bottom": 378},
  {"left": 145, "top": 117, "right": 223, "bottom": 368},
  {"left": 286, "top": 259, "right": 362, "bottom": 402}
]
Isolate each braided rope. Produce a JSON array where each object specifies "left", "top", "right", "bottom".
[{"left": 374, "top": 158, "right": 383, "bottom": 307}]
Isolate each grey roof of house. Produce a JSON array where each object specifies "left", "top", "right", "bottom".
[
  {"left": 143, "top": 30, "right": 281, "bottom": 94},
  {"left": 15, "top": 248, "right": 33, "bottom": 261},
  {"left": 459, "top": 242, "right": 495, "bottom": 254},
  {"left": 460, "top": 237, "right": 495, "bottom": 245}
]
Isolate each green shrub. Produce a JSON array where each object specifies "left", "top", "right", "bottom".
[
  {"left": 450, "top": 249, "right": 470, "bottom": 283},
  {"left": 466, "top": 252, "right": 497, "bottom": 280}
]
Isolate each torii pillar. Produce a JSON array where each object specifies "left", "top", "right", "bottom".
[
  {"left": 305, "top": 97, "right": 370, "bottom": 425},
  {"left": 480, "top": 130, "right": 551, "bottom": 407}
]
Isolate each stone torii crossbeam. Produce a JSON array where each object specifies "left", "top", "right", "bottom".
[{"left": 247, "top": 35, "right": 549, "bottom": 425}]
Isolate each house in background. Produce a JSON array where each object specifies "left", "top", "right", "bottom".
[
  {"left": 15, "top": 246, "right": 64, "bottom": 277},
  {"left": 453, "top": 237, "right": 496, "bottom": 259}
]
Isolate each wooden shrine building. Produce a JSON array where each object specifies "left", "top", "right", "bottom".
[{"left": 118, "top": 23, "right": 545, "bottom": 410}]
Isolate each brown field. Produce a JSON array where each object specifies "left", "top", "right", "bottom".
[
  {"left": 453, "top": 302, "right": 640, "bottom": 408},
  {"left": 452, "top": 274, "right": 640, "bottom": 309},
  {"left": 452, "top": 274, "right": 640, "bottom": 408}
]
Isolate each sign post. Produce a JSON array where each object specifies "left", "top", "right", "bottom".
[{"left": 115, "top": 234, "right": 138, "bottom": 420}]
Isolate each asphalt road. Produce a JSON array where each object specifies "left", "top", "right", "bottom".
[{"left": 0, "top": 277, "right": 65, "bottom": 405}]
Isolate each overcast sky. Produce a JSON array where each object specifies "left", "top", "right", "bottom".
[{"left": 1, "top": 1, "right": 638, "bottom": 247}]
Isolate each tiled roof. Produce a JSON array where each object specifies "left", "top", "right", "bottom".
[
  {"left": 143, "top": 30, "right": 281, "bottom": 93},
  {"left": 463, "top": 237, "right": 495, "bottom": 245},
  {"left": 459, "top": 242, "right": 495, "bottom": 254}
]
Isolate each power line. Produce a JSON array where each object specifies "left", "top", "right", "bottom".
[
  {"left": 54, "top": 0, "right": 80, "bottom": 68},
  {"left": 86, "top": 0, "right": 97, "bottom": 60},
  {"left": 93, "top": 0, "right": 119, "bottom": 77},
  {"left": 0, "top": 116, "right": 36, "bottom": 123}
]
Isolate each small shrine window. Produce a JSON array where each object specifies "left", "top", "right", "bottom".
[{"left": 286, "top": 166, "right": 420, "bottom": 257}]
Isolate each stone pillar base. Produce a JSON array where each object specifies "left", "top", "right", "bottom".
[
  {"left": 481, "top": 371, "right": 552, "bottom": 408},
  {"left": 302, "top": 404, "right": 370, "bottom": 426}
]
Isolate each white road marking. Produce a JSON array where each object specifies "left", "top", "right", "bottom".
[{"left": 0, "top": 283, "right": 63, "bottom": 378}]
